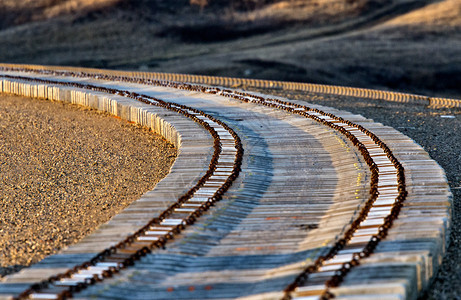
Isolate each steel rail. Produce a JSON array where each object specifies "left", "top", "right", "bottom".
[
  {"left": 1, "top": 68, "right": 406, "bottom": 300},
  {"left": 183, "top": 88, "right": 406, "bottom": 300},
  {"left": 1, "top": 63, "right": 460, "bottom": 108},
  {"left": 1, "top": 74, "right": 243, "bottom": 300}
]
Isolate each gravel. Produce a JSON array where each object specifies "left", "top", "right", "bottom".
[
  {"left": 251, "top": 87, "right": 461, "bottom": 299},
  {"left": 0, "top": 94, "right": 177, "bottom": 277}
]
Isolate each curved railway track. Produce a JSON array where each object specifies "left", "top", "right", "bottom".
[
  {"left": 1, "top": 73, "right": 244, "bottom": 299},
  {"left": 1, "top": 64, "right": 460, "bottom": 108},
  {"left": 0, "top": 65, "right": 453, "bottom": 300}
]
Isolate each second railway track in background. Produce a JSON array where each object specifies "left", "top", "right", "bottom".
[{"left": 0, "top": 65, "right": 454, "bottom": 300}]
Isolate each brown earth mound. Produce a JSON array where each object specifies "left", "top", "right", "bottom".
[{"left": 1, "top": 0, "right": 460, "bottom": 97}]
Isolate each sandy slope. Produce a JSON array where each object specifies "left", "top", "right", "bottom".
[
  {"left": 1, "top": 0, "right": 459, "bottom": 97},
  {"left": 0, "top": 0, "right": 120, "bottom": 26},
  {"left": 383, "top": 0, "right": 461, "bottom": 28}
]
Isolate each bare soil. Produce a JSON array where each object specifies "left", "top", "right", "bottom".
[{"left": 0, "top": 0, "right": 460, "bottom": 98}]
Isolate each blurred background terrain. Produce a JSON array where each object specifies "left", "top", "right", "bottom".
[{"left": 0, "top": 0, "right": 460, "bottom": 97}]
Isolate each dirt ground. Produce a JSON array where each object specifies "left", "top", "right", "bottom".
[{"left": 0, "top": 0, "right": 460, "bottom": 98}]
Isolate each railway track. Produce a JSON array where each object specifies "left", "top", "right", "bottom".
[
  {"left": 0, "top": 65, "right": 453, "bottom": 299},
  {"left": 1, "top": 64, "right": 460, "bottom": 108}
]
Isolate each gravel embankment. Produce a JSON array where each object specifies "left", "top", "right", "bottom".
[
  {"left": 0, "top": 94, "right": 177, "bottom": 277},
  {"left": 252, "top": 88, "right": 461, "bottom": 299}
]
